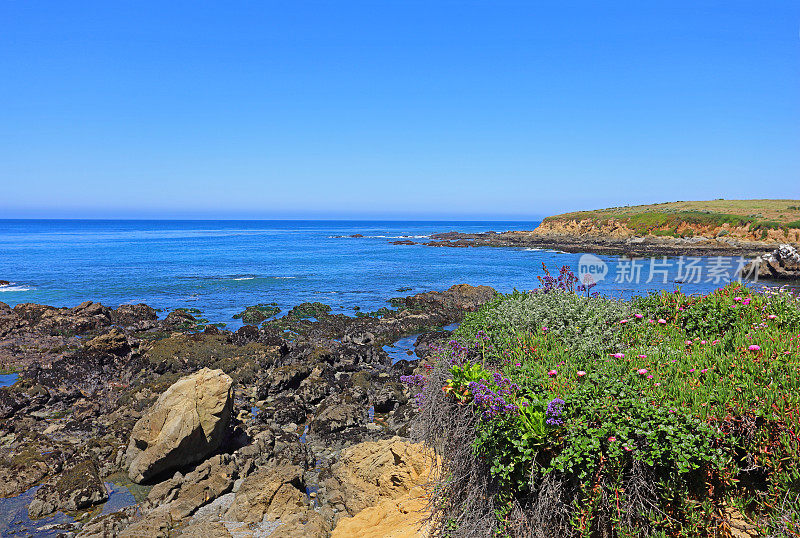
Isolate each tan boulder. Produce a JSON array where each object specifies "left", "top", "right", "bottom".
[
  {"left": 325, "top": 436, "right": 435, "bottom": 516},
  {"left": 331, "top": 486, "right": 432, "bottom": 537},
  {"left": 223, "top": 463, "right": 307, "bottom": 524},
  {"left": 125, "top": 368, "right": 233, "bottom": 483}
]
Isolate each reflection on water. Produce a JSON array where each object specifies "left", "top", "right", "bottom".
[{"left": 0, "top": 373, "right": 19, "bottom": 388}]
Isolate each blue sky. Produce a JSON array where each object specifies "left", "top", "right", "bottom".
[{"left": 1, "top": 1, "right": 798, "bottom": 219}]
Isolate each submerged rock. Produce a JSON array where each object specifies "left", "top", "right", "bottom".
[{"left": 125, "top": 368, "right": 233, "bottom": 483}]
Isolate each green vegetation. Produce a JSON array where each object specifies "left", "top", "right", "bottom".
[
  {"left": 542, "top": 199, "right": 800, "bottom": 236},
  {"left": 233, "top": 303, "right": 281, "bottom": 325},
  {"left": 411, "top": 271, "right": 800, "bottom": 537}
]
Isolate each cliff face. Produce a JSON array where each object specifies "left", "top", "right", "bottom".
[{"left": 533, "top": 218, "right": 800, "bottom": 244}]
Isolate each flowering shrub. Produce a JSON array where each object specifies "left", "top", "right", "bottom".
[
  {"left": 456, "top": 285, "right": 630, "bottom": 357},
  {"left": 414, "top": 283, "right": 800, "bottom": 537}
]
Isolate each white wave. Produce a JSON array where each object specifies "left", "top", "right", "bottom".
[
  {"left": 0, "top": 283, "right": 32, "bottom": 292},
  {"left": 232, "top": 276, "right": 255, "bottom": 281},
  {"left": 274, "top": 276, "right": 297, "bottom": 279}
]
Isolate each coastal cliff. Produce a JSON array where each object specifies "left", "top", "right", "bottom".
[{"left": 381, "top": 199, "right": 800, "bottom": 259}]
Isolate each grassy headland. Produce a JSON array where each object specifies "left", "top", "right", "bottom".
[{"left": 537, "top": 199, "right": 800, "bottom": 241}]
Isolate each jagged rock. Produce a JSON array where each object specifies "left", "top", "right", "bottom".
[
  {"left": 223, "top": 463, "right": 307, "bottom": 524},
  {"left": 117, "top": 506, "right": 174, "bottom": 537},
  {"left": 111, "top": 303, "right": 159, "bottom": 326},
  {"left": 145, "top": 454, "right": 236, "bottom": 520},
  {"left": 374, "top": 383, "right": 408, "bottom": 413},
  {"left": 125, "top": 368, "right": 233, "bottom": 483},
  {"left": 86, "top": 327, "right": 130, "bottom": 355},
  {"left": 309, "top": 389, "right": 368, "bottom": 436},
  {"left": 324, "top": 436, "right": 435, "bottom": 516},
  {"left": 330, "top": 489, "right": 432, "bottom": 537},
  {"left": 27, "top": 457, "right": 108, "bottom": 519},
  {"left": 75, "top": 506, "right": 139, "bottom": 537},
  {"left": 743, "top": 244, "right": 800, "bottom": 280}
]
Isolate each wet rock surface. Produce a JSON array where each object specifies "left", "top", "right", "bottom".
[{"left": 0, "top": 284, "right": 490, "bottom": 536}]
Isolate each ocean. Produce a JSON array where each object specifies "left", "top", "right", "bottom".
[{"left": 0, "top": 220, "right": 752, "bottom": 329}]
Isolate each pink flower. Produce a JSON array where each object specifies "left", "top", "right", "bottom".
[
  {"left": 646, "top": 375, "right": 654, "bottom": 379},
  {"left": 700, "top": 340, "right": 707, "bottom": 345},
  {"left": 515, "top": 362, "right": 521, "bottom": 367},
  {"left": 542, "top": 326, "right": 548, "bottom": 333},
  {"left": 548, "top": 369, "right": 557, "bottom": 377},
  {"left": 743, "top": 299, "right": 751, "bottom": 305},
  {"left": 768, "top": 314, "right": 777, "bottom": 320},
  {"left": 678, "top": 307, "right": 684, "bottom": 312},
  {"left": 608, "top": 436, "right": 617, "bottom": 442},
  {"left": 689, "top": 368, "right": 695, "bottom": 373},
  {"left": 637, "top": 354, "right": 647, "bottom": 359},
  {"left": 712, "top": 340, "right": 720, "bottom": 345},
  {"left": 654, "top": 382, "right": 661, "bottom": 387},
  {"left": 748, "top": 345, "right": 760, "bottom": 352},
  {"left": 700, "top": 368, "right": 708, "bottom": 374},
  {"left": 658, "top": 319, "right": 667, "bottom": 324},
  {"left": 648, "top": 319, "right": 655, "bottom": 324},
  {"left": 612, "top": 353, "right": 625, "bottom": 359},
  {"left": 577, "top": 370, "right": 586, "bottom": 377},
  {"left": 637, "top": 368, "right": 648, "bottom": 376},
  {"left": 685, "top": 340, "right": 692, "bottom": 346},
  {"left": 620, "top": 319, "right": 628, "bottom": 324},
  {"left": 734, "top": 297, "right": 742, "bottom": 302},
  {"left": 635, "top": 313, "right": 643, "bottom": 319},
  {"left": 624, "top": 445, "right": 633, "bottom": 452}
]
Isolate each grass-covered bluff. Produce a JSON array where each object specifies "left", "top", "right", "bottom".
[
  {"left": 536, "top": 199, "right": 800, "bottom": 241},
  {"left": 408, "top": 269, "right": 800, "bottom": 537}
]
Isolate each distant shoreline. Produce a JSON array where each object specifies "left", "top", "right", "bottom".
[{"left": 379, "top": 230, "right": 785, "bottom": 258}]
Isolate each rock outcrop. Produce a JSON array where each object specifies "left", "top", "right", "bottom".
[
  {"left": 329, "top": 437, "right": 436, "bottom": 537},
  {"left": 125, "top": 368, "right": 234, "bottom": 483},
  {"left": 223, "top": 463, "right": 307, "bottom": 524},
  {"left": 27, "top": 458, "right": 108, "bottom": 518},
  {"left": 325, "top": 436, "right": 435, "bottom": 516},
  {"left": 742, "top": 244, "right": 800, "bottom": 280},
  {"left": 0, "top": 285, "right": 487, "bottom": 536}
]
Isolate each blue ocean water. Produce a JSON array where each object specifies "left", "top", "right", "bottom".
[{"left": 0, "top": 220, "right": 752, "bottom": 329}]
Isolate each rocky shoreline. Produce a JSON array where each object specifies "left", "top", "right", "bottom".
[
  {"left": 0, "top": 284, "right": 495, "bottom": 537},
  {"left": 383, "top": 230, "right": 793, "bottom": 258}
]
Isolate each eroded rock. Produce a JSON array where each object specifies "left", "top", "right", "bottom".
[
  {"left": 125, "top": 368, "right": 233, "bottom": 483},
  {"left": 27, "top": 457, "right": 108, "bottom": 519}
]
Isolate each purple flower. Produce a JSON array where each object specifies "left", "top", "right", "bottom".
[{"left": 545, "top": 397, "right": 565, "bottom": 426}]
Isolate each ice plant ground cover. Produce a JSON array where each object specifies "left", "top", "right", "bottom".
[{"left": 408, "top": 271, "right": 800, "bottom": 537}]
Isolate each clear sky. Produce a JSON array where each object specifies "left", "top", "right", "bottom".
[{"left": 1, "top": 2, "right": 799, "bottom": 219}]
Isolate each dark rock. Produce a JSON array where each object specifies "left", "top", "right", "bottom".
[
  {"left": 414, "top": 329, "right": 451, "bottom": 359},
  {"left": 27, "top": 457, "right": 108, "bottom": 518},
  {"left": 309, "top": 389, "right": 368, "bottom": 436},
  {"left": 112, "top": 303, "right": 159, "bottom": 326},
  {"left": 373, "top": 382, "right": 408, "bottom": 413},
  {"left": 86, "top": 328, "right": 130, "bottom": 356}
]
